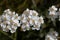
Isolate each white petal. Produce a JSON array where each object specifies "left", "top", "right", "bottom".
[
  {"left": 10, "top": 30, "right": 16, "bottom": 33},
  {"left": 13, "top": 12, "right": 15, "bottom": 15},
  {"left": 11, "top": 25, "right": 17, "bottom": 30},
  {"left": 26, "top": 8, "right": 30, "bottom": 11}
]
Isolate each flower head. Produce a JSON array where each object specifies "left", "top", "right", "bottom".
[
  {"left": 0, "top": 9, "right": 20, "bottom": 33},
  {"left": 20, "top": 9, "right": 44, "bottom": 31},
  {"left": 49, "top": 5, "right": 57, "bottom": 16},
  {"left": 45, "top": 30, "right": 58, "bottom": 40}
]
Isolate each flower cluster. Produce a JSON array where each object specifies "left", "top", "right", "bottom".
[
  {"left": 49, "top": 5, "right": 57, "bottom": 16},
  {"left": 20, "top": 9, "right": 44, "bottom": 31},
  {"left": 48, "top": 5, "right": 58, "bottom": 21},
  {"left": 0, "top": 9, "right": 44, "bottom": 33},
  {"left": 45, "top": 29, "right": 58, "bottom": 40},
  {"left": 48, "top": 5, "right": 60, "bottom": 21},
  {"left": 0, "top": 9, "right": 20, "bottom": 33}
]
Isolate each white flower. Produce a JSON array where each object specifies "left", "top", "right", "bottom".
[
  {"left": 32, "top": 24, "right": 40, "bottom": 30},
  {"left": 49, "top": 5, "right": 57, "bottom": 12},
  {"left": 21, "top": 23, "right": 30, "bottom": 31},
  {"left": 0, "top": 9, "right": 20, "bottom": 33},
  {"left": 38, "top": 16, "right": 44, "bottom": 24},
  {"left": 29, "top": 10, "right": 38, "bottom": 16},
  {"left": 48, "top": 5, "right": 57, "bottom": 16},
  {"left": 48, "top": 6, "right": 58, "bottom": 21},
  {"left": 45, "top": 30, "right": 58, "bottom": 40},
  {"left": 22, "top": 8, "right": 30, "bottom": 16}
]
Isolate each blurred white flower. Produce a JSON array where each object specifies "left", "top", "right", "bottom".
[
  {"left": 32, "top": 24, "right": 40, "bottom": 30},
  {"left": 49, "top": 5, "right": 57, "bottom": 12},
  {"left": 0, "top": 9, "right": 20, "bottom": 33},
  {"left": 29, "top": 10, "right": 38, "bottom": 16},
  {"left": 49, "top": 5, "right": 57, "bottom": 16},
  {"left": 21, "top": 23, "right": 30, "bottom": 31},
  {"left": 45, "top": 30, "right": 58, "bottom": 40},
  {"left": 38, "top": 16, "right": 44, "bottom": 24},
  {"left": 22, "top": 8, "right": 30, "bottom": 16},
  {"left": 48, "top": 5, "right": 58, "bottom": 21},
  {"left": 31, "top": 16, "right": 44, "bottom": 30}
]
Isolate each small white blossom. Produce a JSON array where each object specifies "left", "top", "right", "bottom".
[
  {"left": 48, "top": 6, "right": 58, "bottom": 21},
  {"left": 49, "top": 5, "right": 57, "bottom": 16},
  {"left": 45, "top": 30, "right": 58, "bottom": 40},
  {"left": 29, "top": 10, "right": 38, "bottom": 16},
  {"left": 39, "top": 16, "right": 44, "bottom": 24},
  {"left": 21, "top": 23, "right": 30, "bottom": 31},
  {"left": 49, "top": 5, "right": 57, "bottom": 12}
]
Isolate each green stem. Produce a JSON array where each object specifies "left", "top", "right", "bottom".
[
  {"left": 32, "top": 0, "right": 37, "bottom": 10},
  {"left": 13, "top": 31, "right": 17, "bottom": 40},
  {"left": 0, "top": 30, "right": 13, "bottom": 40},
  {"left": 32, "top": 0, "right": 36, "bottom": 7},
  {"left": 31, "top": 0, "right": 40, "bottom": 13}
]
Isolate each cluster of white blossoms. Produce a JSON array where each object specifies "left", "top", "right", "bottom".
[
  {"left": 49, "top": 5, "right": 57, "bottom": 16},
  {"left": 45, "top": 30, "right": 58, "bottom": 40},
  {"left": 20, "top": 9, "right": 44, "bottom": 31},
  {"left": 0, "top": 9, "right": 20, "bottom": 33},
  {"left": 48, "top": 5, "right": 60, "bottom": 21},
  {"left": 48, "top": 5, "right": 58, "bottom": 21},
  {"left": 0, "top": 8, "right": 44, "bottom": 33}
]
